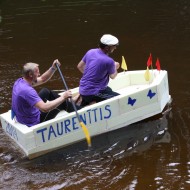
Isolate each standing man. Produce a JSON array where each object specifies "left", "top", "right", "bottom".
[
  {"left": 77, "top": 34, "right": 120, "bottom": 106},
  {"left": 12, "top": 59, "right": 78, "bottom": 127}
]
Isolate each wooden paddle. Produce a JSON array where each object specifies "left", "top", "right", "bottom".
[{"left": 55, "top": 63, "right": 91, "bottom": 147}]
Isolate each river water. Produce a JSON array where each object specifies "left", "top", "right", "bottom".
[{"left": 0, "top": 0, "right": 190, "bottom": 189}]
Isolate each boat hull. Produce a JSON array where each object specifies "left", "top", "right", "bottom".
[{"left": 0, "top": 70, "right": 171, "bottom": 159}]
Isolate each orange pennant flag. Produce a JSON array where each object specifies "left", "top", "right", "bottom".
[
  {"left": 147, "top": 53, "right": 152, "bottom": 67},
  {"left": 156, "top": 58, "right": 161, "bottom": 71}
]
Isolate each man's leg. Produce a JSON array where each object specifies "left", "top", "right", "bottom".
[
  {"left": 39, "top": 88, "right": 82, "bottom": 122},
  {"left": 96, "top": 86, "right": 120, "bottom": 100},
  {"left": 38, "top": 88, "right": 59, "bottom": 102},
  {"left": 58, "top": 99, "right": 82, "bottom": 112},
  {"left": 39, "top": 88, "right": 61, "bottom": 122},
  {"left": 80, "top": 94, "right": 98, "bottom": 107}
]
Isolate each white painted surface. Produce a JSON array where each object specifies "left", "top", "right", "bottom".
[{"left": 0, "top": 70, "right": 171, "bottom": 159}]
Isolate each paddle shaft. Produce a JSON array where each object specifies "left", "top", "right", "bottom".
[{"left": 55, "top": 63, "right": 81, "bottom": 122}]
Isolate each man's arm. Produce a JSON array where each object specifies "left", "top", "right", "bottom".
[
  {"left": 109, "top": 62, "right": 120, "bottom": 79},
  {"left": 35, "top": 90, "right": 72, "bottom": 112},
  {"left": 77, "top": 60, "right": 86, "bottom": 73},
  {"left": 33, "top": 59, "right": 60, "bottom": 87}
]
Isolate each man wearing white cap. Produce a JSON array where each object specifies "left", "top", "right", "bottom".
[{"left": 77, "top": 34, "right": 120, "bottom": 106}]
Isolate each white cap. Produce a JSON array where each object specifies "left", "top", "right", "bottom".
[{"left": 100, "top": 34, "right": 119, "bottom": 46}]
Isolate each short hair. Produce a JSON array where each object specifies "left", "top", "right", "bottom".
[
  {"left": 22, "top": 62, "right": 39, "bottom": 77},
  {"left": 99, "top": 42, "right": 108, "bottom": 49}
]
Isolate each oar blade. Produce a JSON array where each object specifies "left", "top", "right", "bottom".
[{"left": 80, "top": 122, "right": 91, "bottom": 147}]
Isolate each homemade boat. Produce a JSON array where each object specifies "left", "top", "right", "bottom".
[{"left": 0, "top": 69, "right": 171, "bottom": 159}]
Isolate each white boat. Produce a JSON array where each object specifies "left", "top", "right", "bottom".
[{"left": 0, "top": 69, "right": 171, "bottom": 159}]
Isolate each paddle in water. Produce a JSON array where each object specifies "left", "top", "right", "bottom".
[{"left": 55, "top": 63, "right": 91, "bottom": 147}]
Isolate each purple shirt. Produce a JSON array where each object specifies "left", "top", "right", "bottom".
[
  {"left": 12, "top": 78, "right": 42, "bottom": 127},
  {"left": 79, "top": 48, "right": 115, "bottom": 95}
]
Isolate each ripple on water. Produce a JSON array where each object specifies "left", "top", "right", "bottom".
[{"left": 0, "top": 108, "right": 172, "bottom": 189}]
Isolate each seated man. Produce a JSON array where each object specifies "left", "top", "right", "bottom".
[
  {"left": 12, "top": 59, "right": 79, "bottom": 127},
  {"left": 77, "top": 34, "right": 120, "bottom": 107}
]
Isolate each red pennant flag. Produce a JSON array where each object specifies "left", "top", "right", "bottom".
[
  {"left": 156, "top": 58, "right": 161, "bottom": 71},
  {"left": 147, "top": 53, "right": 152, "bottom": 67}
]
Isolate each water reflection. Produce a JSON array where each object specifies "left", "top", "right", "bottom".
[
  {"left": 27, "top": 107, "right": 170, "bottom": 163},
  {"left": 1, "top": 0, "right": 190, "bottom": 189},
  {"left": 0, "top": 107, "right": 171, "bottom": 189}
]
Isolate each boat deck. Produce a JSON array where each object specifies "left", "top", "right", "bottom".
[
  {"left": 116, "top": 84, "right": 149, "bottom": 94},
  {"left": 56, "top": 83, "right": 150, "bottom": 118}
]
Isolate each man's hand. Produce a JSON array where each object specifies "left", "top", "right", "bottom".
[
  {"left": 52, "top": 59, "right": 61, "bottom": 69},
  {"left": 115, "top": 62, "right": 120, "bottom": 69},
  {"left": 62, "top": 90, "right": 72, "bottom": 100}
]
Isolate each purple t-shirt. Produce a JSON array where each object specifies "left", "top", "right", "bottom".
[
  {"left": 12, "top": 78, "right": 42, "bottom": 126},
  {"left": 79, "top": 48, "right": 115, "bottom": 95}
]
